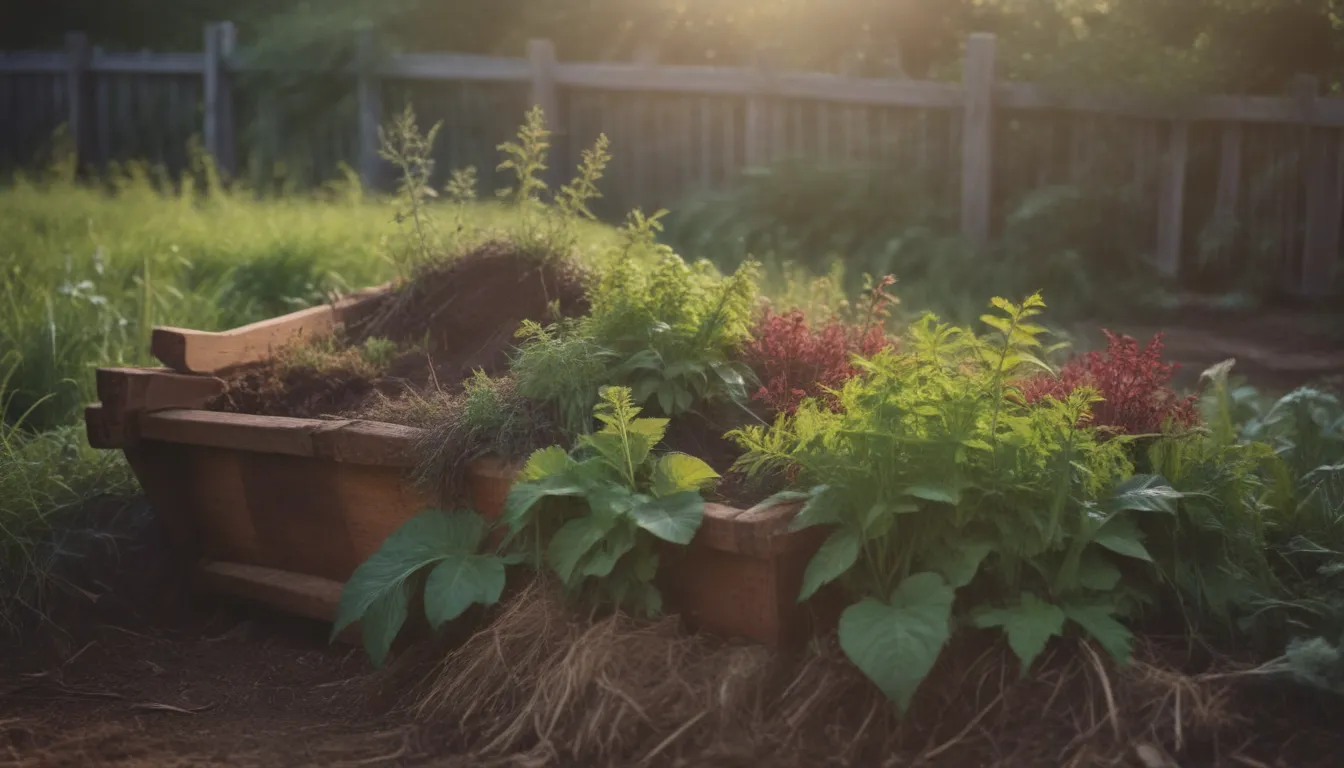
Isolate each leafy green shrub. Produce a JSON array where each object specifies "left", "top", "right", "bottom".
[
  {"left": 730, "top": 294, "right": 1181, "bottom": 709},
  {"left": 499, "top": 386, "right": 720, "bottom": 615},
  {"left": 511, "top": 210, "right": 762, "bottom": 430},
  {"left": 664, "top": 159, "right": 1163, "bottom": 325},
  {"left": 411, "top": 372, "right": 565, "bottom": 503},
  {"left": 335, "top": 386, "right": 720, "bottom": 665}
]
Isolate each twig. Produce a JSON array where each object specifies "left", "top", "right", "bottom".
[
  {"left": 921, "top": 690, "right": 1006, "bottom": 761},
  {"left": 640, "top": 710, "right": 708, "bottom": 766},
  {"left": 1082, "top": 642, "right": 1121, "bottom": 741}
]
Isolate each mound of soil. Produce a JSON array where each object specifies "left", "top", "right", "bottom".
[{"left": 209, "top": 243, "right": 590, "bottom": 420}]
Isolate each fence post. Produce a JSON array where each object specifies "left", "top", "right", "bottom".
[
  {"left": 527, "top": 39, "right": 563, "bottom": 189},
  {"left": 355, "top": 25, "right": 383, "bottom": 191},
  {"left": 1154, "top": 120, "right": 1189, "bottom": 279},
  {"left": 1296, "top": 74, "right": 1339, "bottom": 297},
  {"left": 203, "top": 22, "right": 237, "bottom": 178},
  {"left": 64, "top": 32, "right": 93, "bottom": 172},
  {"left": 959, "top": 33, "right": 995, "bottom": 251},
  {"left": 744, "top": 49, "right": 773, "bottom": 169}
]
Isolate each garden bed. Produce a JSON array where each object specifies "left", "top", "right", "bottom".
[{"left": 85, "top": 297, "right": 827, "bottom": 647}]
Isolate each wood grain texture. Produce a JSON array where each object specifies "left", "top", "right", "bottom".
[
  {"left": 198, "top": 561, "right": 343, "bottom": 623},
  {"left": 150, "top": 283, "right": 390, "bottom": 374}
]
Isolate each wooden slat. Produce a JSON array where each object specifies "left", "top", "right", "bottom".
[
  {"left": 197, "top": 561, "right": 343, "bottom": 626},
  {"left": 151, "top": 283, "right": 389, "bottom": 374},
  {"left": 310, "top": 420, "right": 420, "bottom": 466},
  {"left": 91, "top": 51, "right": 203, "bottom": 75},
  {"left": 136, "top": 409, "right": 425, "bottom": 466},
  {"left": 960, "top": 34, "right": 996, "bottom": 251},
  {"left": 0, "top": 52, "right": 67, "bottom": 73},
  {"left": 1155, "top": 120, "right": 1190, "bottom": 278}
]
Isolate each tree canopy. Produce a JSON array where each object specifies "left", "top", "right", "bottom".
[{"left": 6, "top": 0, "right": 1343, "bottom": 93}]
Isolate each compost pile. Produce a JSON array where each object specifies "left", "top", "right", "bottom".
[{"left": 208, "top": 243, "right": 589, "bottom": 420}]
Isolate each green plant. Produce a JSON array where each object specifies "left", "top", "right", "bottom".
[
  {"left": 500, "top": 386, "right": 719, "bottom": 615},
  {"left": 730, "top": 294, "right": 1178, "bottom": 710},
  {"left": 379, "top": 104, "right": 444, "bottom": 276},
  {"left": 332, "top": 507, "right": 521, "bottom": 665},
  {"left": 411, "top": 372, "right": 565, "bottom": 502},
  {"left": 510, "top": 211, "right": 762, "bottom": 429}
]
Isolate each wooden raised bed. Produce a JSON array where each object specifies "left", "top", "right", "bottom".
[{"left": 84, "top": 289, "right": 827, "bottom": 646}]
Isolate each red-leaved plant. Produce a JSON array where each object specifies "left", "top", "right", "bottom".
[
  {"left": 1019, "top": 330, "right": 1199, "bottom": 436},
  {"left": 743, "top": 275, "right": 897, "bottom": 417}
]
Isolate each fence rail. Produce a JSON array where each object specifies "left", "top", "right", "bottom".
[{"left": 2, "top": 25, "right": 1341, "bottom": 297}]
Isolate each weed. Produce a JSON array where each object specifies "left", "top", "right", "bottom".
[{"left": 379, "top": 104, "right": 444, "bottom": 276}]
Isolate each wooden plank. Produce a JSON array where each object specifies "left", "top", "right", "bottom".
[
  {"left": 0, "top": 52, "right": 67, "bottom": 73},
  {"left": 84, "top": 403, "right": 118, "bottom": 449},
  {"left": 139, "top": 409, "right": 327, "bottom": 457},
  {"left": 65, "top": 32, "right": 92, "bottom": 172},
  {"left": 378, "top": 53, "right": 531, "bottom": 82},
  {"left": 1213, "top": 122, "right": 1243, "bottom": 224},
  {"left": 1301, "top": 129, "right": 1342, "bottom": 296},
  {"left": 960, "top": 33, "right": 996, "bottom": 251},
  {"left": 151, "top": 284, "right": 388, "bottom": 374},
  {"left": 527, "top": 39, "right": 561, "bottom": 189},
  {"left": 91, "top": 52, "right": 204, "bottom": 75},
  {"left": 203, "top": 22, "right": 237, "bottom": 177},
  {"left": 998, "top": 83, "right": 1344, "bottom": 127},
  {"left": 197, "top": 561, "right": 345, "bottom": 628},
  {"left": 1155, "top": 120, "right": 1190, "bottom": 278},
  {"left": 94, "top": 367, "right": 227, "bottom": 445},
  {"left": 310, "top": 420, "right": 420, "bottom": 466},
  {"left": 356, "top": 26, "right": 383, "bottom": 191},
  {"left": 135, "top": 409, "right": 429, "bottom": 466}
]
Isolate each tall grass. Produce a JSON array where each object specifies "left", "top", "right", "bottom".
[{"left": 0, "top": 164, "right": 617, "bottom": 433}]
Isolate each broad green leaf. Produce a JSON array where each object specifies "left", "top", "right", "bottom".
[
  {"left": 1105, "top": 475, "right": 1182, "bottom": 515},
  {"left": 360, "top": 580, "right": 411, "bottom": 667},
  {"left": 423, "top": 553, "right": 508, "bottom": 630},
  {"left": 1063, "top": 603, "right": 1133, "bottom": 663},
  {"left": 520, "top": 446, "right": 573, "bottom": 481},
  {"left": 837, "top": 572, "right": 955, "bottom": 711},
  {"left": 651, "top": 452, "right": 720, "bottom": 497},
  {"left": 974, "top": 593, "right": 1066, "bottom": 676},
  {"left": 579, "top": 520, "right": 637, "bottom": 578},
  {"left": 632, "top": 375, "right": 661, "bottom": 406},
  {"left": 626, "top": 416, "right": 671, "bottom": 446},
  {"left": 711, "top": 361, "right": 749, "bottom": 402},
  {"left": 333, "top": 509, "right": 479, "bottom": 641},
  {"left": 1092, "top": 517, "right": 1153, "bottom": 563},
  {"left": 1075, "top": 554, "right": 1122, "bottom": 592},
  {"left": 674, "top": 386, "right": 693, "bottom": 412},
  {"left": 924, "top": 540, "right": 993, "bottom": 588},
  {"left": 547, "top": 515, "right": 617, "bottom": 584},
  {"left": 1298, "top": 464, "right": 1344, "bottom": 519},
  {"left": 500, "top": 476, "right": 585, "bottom": 533},
  {"left": 657, "top": 380, "right": 678, "bottom": 414},
  {"left": 630, "top": 491, "right": 704, "bottom": 545},
  {"left": 903, "top": 483, "right": 961, "bottom": 505},
  {"left": 799, "top": 527, "right": 861, "bottom": 602},
  {"left": 788, "top": 485, "right": 842, "bottom": 532}
]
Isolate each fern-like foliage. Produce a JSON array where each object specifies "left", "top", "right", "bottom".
[{"left": 511, "top": 210, "right": 761, "bottom": 429}]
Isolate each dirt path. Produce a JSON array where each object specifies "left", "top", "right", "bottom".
[
  {"left": 0, "top": 607, "right": 441, "bottom": 768},
  {"left": 1076, "top": 303, "right": 1344, "bottom": 393}
]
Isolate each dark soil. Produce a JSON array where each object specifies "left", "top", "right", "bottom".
[
  {"left": 4, "top": 498, "right": 1342, "bottom": 767},
  {"left": 208, "top": 243, "right": 590, "bottom": 421}
]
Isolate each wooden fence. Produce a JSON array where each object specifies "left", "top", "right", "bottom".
[{"left": 2, "top": 24, "right": 1342, "bottom": 297}]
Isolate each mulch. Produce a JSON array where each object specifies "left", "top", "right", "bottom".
[{"left": 207, "top": 242, "right": 590, "bottom": 420}]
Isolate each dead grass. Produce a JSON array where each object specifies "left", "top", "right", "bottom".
[{"left": 390, "top": 579, "right": 1341, "bottom": 767}]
